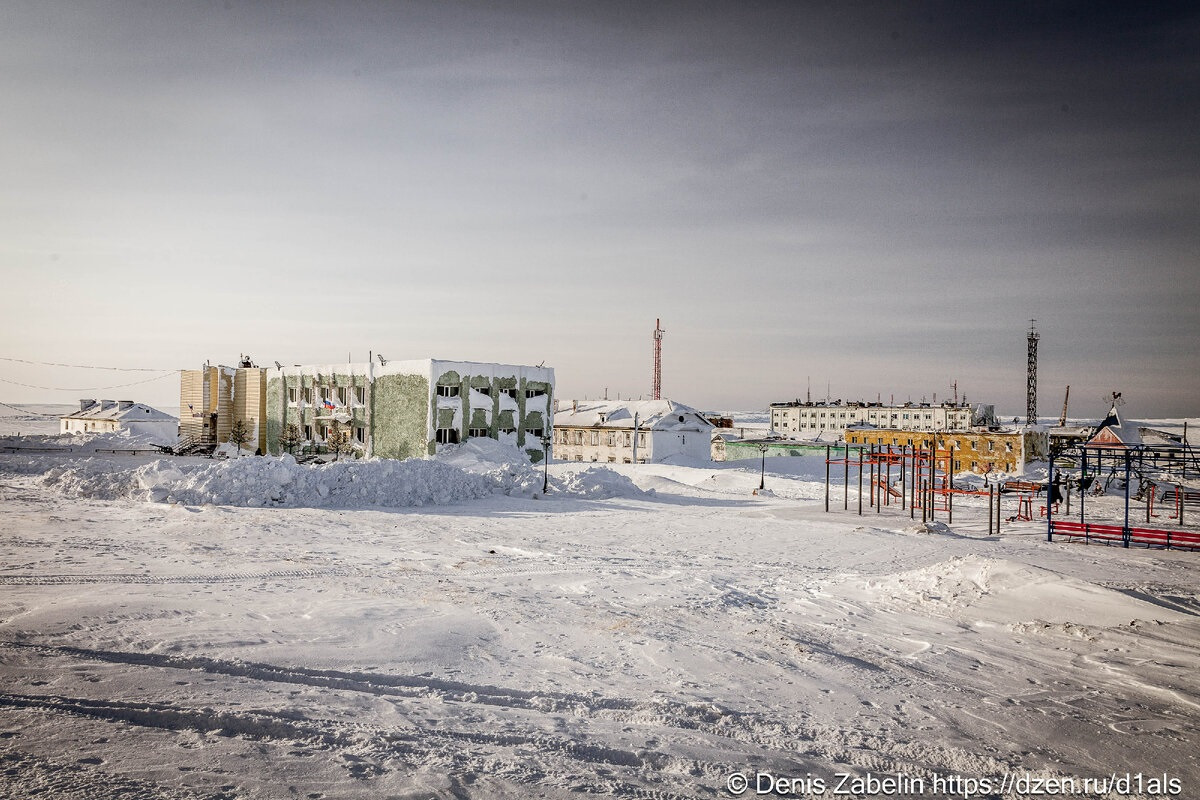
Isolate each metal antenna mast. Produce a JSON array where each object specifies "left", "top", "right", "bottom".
[
  {"left": 1026, "top": 320, "right": 1039, "bottom": 425},
  {"left": 652, "top": 318, "right": 665, "bottom": 400}
]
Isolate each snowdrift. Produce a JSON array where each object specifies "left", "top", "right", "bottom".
[{"left": 12, "top": 438, "right": 646, "bottom": 508}]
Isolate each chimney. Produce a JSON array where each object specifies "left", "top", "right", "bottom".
[
  {"left": 80, "top": 399, "right": 96, "bottom": 411},
  {"left": 118, "top": 400, "right": 134, "bottom": 411},
  {"left": 100, "top": 400, "right": 116, "bottom": 410},
  {"left": 572, "top": 399, "right": 578, "bottom": 412}
]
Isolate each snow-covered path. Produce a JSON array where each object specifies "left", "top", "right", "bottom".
[{"left": 1, "top": 456, "right": 1198, "bottom": 799}]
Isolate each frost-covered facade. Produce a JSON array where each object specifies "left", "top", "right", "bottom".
[
  {"left": 265, "top": 360, "right": 554, "bottom": 462},
  {"left": 553, "top": 399, "right": 714, "bottom": 463}
]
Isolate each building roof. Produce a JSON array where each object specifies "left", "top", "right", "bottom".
[
  {"left": 62, "top": 400, "right": 176, "bottom": 422},
  {"left": 1087, "top": 404, "right": 1142, "bottom": 447},
  {"left": 554, "top": 399, "right": 714, "bottom": 432}
]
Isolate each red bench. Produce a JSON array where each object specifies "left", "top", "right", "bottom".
[{"left": 1051, "top": 519, "right": 1200, "bottom": 550}]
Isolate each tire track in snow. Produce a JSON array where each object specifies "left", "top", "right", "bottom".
[
  {"left": 0, "top": 567, "right": 357, "bottom": 586},
  {"left": 0, "top": 748, "right": 235, "bottom": 800},
  {"left": 2, "top": 641, "right": 1019, "bottom": 782},
  {"left": 0, "top": 691, "right": 703, "bottom": 798}
]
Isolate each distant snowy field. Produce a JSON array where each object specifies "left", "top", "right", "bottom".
[{"left": 1, "top": 419, "right": 1198, "bottom": 798}]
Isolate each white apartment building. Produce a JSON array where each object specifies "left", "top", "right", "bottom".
[{"left": 770, "top": 400, "right": 988, "bottom": 438}]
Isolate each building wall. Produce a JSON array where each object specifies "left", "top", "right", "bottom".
[
  {"left": 845, "top": 428, "right": 1048, "bottom": 474},
  {"left": 771, "top": 402, "right": 973, "bottom": 438},
  {"left": 265, "top": 360, "right": 553, "bottom": 461},
  {"left": 178, "top": 369, "right": 210, "bottom": 440},
  {"left": 555, "top": 426, "right": 652, "bottom": 463},
  {"left": 179, "top": 366, "right": 266, "bottom": 448}
]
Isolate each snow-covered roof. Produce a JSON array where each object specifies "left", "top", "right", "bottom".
[
  {"left": 274, "top": 359, "right": 554, "bottom": 384},
  {"left": 61, "top": 400, "right": 177, "bottom": 422},
  {"left": 554, "top": 399, "right": 714, "bottom": 432},
  {"left": 1088, "top": 405, "right": 1142, "bottom": 446}
]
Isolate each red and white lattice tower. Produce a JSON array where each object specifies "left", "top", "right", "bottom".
[{"left": 652, "top": 318, "right": 665, "bottom": 400}]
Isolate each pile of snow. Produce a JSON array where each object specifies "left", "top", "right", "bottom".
[
  {"left": 0, "top": 428, "right": 173, "bottom": 453},
  {"left": 10, "top": 439, "right": 647, "bottom": 508},
  {"left": 42, "top": 455, "right": 497, "bottom": 508},
  {"left": 437, "top": 438, "right": 647, "bottom": 500}
]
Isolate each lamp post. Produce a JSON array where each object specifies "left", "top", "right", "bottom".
[
  {"left": 759, "top": 442, "right": 770, "bottom": 490},
  {"left": 541, "top": 433, "right": 552, "bottom": 493}
]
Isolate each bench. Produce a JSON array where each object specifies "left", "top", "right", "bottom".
[
  {"left": 1051, "top": 519, "right": 1200, "bottom": 550},
  {"left": 1002, "top": 480, "right": 1045, "bottom": 495}
]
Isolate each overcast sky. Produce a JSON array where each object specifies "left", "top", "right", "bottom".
[{"left": 2, "top": 1, "right": 1197, "bottom": 419}]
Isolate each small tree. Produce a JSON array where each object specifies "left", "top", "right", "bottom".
[
  {"left": 279, "top": 423, "right": 302, "bottom": 455},
  {"left": 228, "top": 419, "right": 252, "bottom": 455},
  {"left": 326, "top": 420, "right": 350, "bottom": 461}
]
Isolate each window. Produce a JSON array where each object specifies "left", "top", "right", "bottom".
[
  {"left": 505, "top": 388, "right": 518, "bottom": 399},
  {"left": 606, "top": 433, "right": 615, "bottom": 446},
  {"left": 320, "top": 425, "right": 330, "bottom": 440},
  {"left": 468, "top": 428, "right": 488, "bottom": 438},
  {"left": 337, "top": 387, "right": 347, "bottom": 405},
  {"left": 590, "top": 431, "right": 599, "bottom": 446},
  {"left": 608, "top": 456, "right": 616, "bottom": 462},
  {"left": 526, "top": 388, "right": 546, "bottom": 398},
  {"left": 954, "top": 460, "right": 961, "bottom": 470},
  {"left": 354, "top": 426, "right": 365, "bottom": 443},
  {"left": 527, "top": 428, "right": 544, "bottom": 439},
  {"left": 638, "top": 432, "right": 646, "bottom": 446},
  {"left": 435, "top": 428, "right": 460, "bottom": 444},
  {"left": 288, "top": 388, "right": 298, "bottom": 403},
  {"left": 624, "top": 432, "right": 631, "bottom": 447},
  {"left": 573, "top": 431, "right": 583, "bottom": 445},
  {"left": 304, "top": 425, "right": 313, "bottom": 440},
  {"left": 355, "top": 386, "right": 365, "bottom": 404},
  {"left": 475, "top": 385, "right": 492, "bottom": 396},
  {"left": 575, "top": 454, "right": 583, "bottom": 461},
  {"left": 987, "top": 441, "right": 995, "bottom": 452},
  {"left": 560, "top": 430, "right": 569, "bottom": 444},
  {"left": 436, "top": 384, "right": 459, "bottom": 397},
  {"left": 498, "top": 427, "right": 515, "bottom": 435},
  {"left": 303, "top": 388, "right": 313, "bottom": 403}
]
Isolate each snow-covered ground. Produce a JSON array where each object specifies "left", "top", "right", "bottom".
[{"left": 1, "top": 434, "right": 1198, "bottom": 799}]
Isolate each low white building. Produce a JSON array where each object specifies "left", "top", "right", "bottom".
[
  {"left": 553, "top": 399, "right": 714, "bottom": 463},
  {"left": 60, "top": 399, "right": 178, "bottom": 443}
]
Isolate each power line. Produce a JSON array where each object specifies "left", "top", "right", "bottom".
[
  {"left": 0, "top": 371, "right": 177, "bottom": 392},
  {"left": 0, "top": 356, "right": 170, "bottom": 372},
  {"left": 0, "top": 400, "right": 60, "bottom": 417}
]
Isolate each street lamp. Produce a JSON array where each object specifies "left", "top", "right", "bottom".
[
  {"left": 541, "top": 433, "right": 552, "bottom": 493},
  {"left": 758, "top": 442, "right": 770, "bottom": 490}
]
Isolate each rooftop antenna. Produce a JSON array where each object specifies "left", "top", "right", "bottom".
[
  {"left": 652, "top": 318, "right": 665, "bottom": 400},
  {"left": 1027, "top": 320, "right": 1039, "bottom": 425},
  {"left": 806, "top": 376, "right": 811, "bottom": 404},
  {"left": 952, "top": 380, "right": 958, "bottom": 405}
]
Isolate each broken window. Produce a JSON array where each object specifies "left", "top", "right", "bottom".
[
  {"left": 437, "top": 384, "right": 460, "bottom": 397},
  {"left": 435, "top": 428, "right": 460, "bottom": 444}
]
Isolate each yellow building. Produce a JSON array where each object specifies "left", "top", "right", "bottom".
[
  {"left": 179, "top": 357, "right": 267, "bottom": 453},
  {"left": 846, "top": 426, "right": 1048, "bottom": 474}
]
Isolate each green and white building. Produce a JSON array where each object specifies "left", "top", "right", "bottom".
[{"left": 265, "top": 359, "right": 554, "bottom": 461}]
